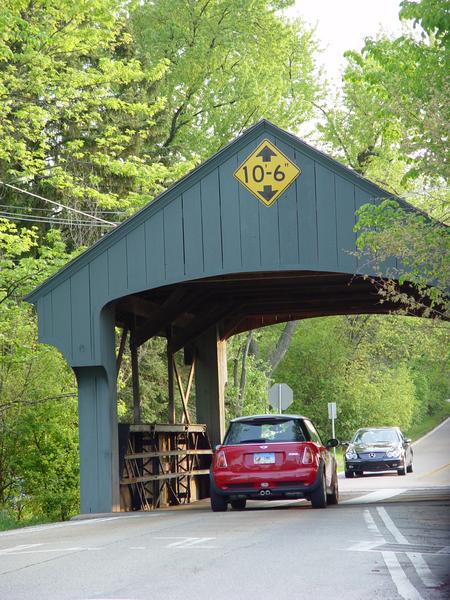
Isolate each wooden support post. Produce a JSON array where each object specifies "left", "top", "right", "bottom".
[
  {"left": 116, "top": 327, "right": 128, "bottom": 377},
  {"left": 173, "top": 357, "right": 195, "bottom": 424},
  {"left": 194, "top": 326, "right": 226, "bottom": 447},
  {"left": 167, "top": 329, "right": 175, "bottom": 424},
  {"left": 130, "top": 341, "right": 141, "bottom": 424}
]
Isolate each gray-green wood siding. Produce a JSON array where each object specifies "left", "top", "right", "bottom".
[{"left": 28, "top": 122, "right": 398, "bottom": 368}]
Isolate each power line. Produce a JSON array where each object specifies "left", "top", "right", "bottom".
[
  {"left": 0, "top": 203, "right": 126, "bottom": 215},
  {"left": 0, "top": 212, "right": 112, "bottom": 227},
  {"left": 0, "top": 181, "right": 118, "bottom": 227}
]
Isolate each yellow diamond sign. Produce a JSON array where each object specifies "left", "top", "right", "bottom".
[{"left": 234, "top": 139, "right": 301, "bottom": 207}]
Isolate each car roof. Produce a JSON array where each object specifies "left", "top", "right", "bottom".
[
  {"left": 356, "top": 427, "right": 400, "bottom": 431},
  {"left": 230, "top": 414, "right": 308, "bottom": 423}
]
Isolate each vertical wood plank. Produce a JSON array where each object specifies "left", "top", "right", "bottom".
[
  {"left": 354, "top": 186, "right": 373, "bottom": 274},
  {"left": 40, "top": 293, "right": 54, "bottom": 343},
  {"left": 335, "top": 177, "right": 357, "bottom": 271},
  {"left": 316, "top": 163, "right": 338, "bottom": 267},
  {"left": 51, "top": 280, "right": 72, "bottom": 362},
  {"left": 373, "top": 195, "right": 397, "bottom": 275},
  {"left": 201, "top": 169, "right": 223, "bottom": 273},
  {"left": 238, "top": 135, "right": 267, "bottom": 269},
  {"left": 108, "top": 238, "right": 128, "bottom": 298},
  {"left": 71, "top": 266, "right": 92, "bottom": 364},
  {"left": 126, "top": 224, "right": 146, "bottom": 292},
  {"left": 274, "top": 139, "right": 299, "bottom": 266},
  {"left": 296, "top": 152, "right": 318, "bottom": 266},
  {"left": 219, "top": 155, "right": 242, "bottom": 271},
  {"left": 258, "top": 133, "right": 280, "bottom": 268},
  {"left": 145, "top": 210, "right": 165, "bottom": 286},
  {"left": 163, "top": 196, "right": 184, "bottom": 282},
  {"left": 183, "top": 182, "right": 204, "bottom": 276},
  {"left": 89, "top": 253, "right": 109, "bottom": 363}
]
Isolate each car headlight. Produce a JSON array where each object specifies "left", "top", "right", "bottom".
[
  {"left": 345, "top": 448, "right": 358, "bottom": 460},
  {"left": 386, "top": 448, "right": 401, "bottom": 458}
]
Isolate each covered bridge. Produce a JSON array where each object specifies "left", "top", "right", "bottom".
[{"left": 26, "top": 120, "right": 414, "bottom": 514}]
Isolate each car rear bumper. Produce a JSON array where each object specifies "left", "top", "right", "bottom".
[
  {"left": 346, "top": 460, "right": 403, "bottom": 472},
  {"left": 210, "top": 467, "right": 323, "bottom": 501}
]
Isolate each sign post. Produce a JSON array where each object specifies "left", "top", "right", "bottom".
[
  {"left": 268, "top": 383, "right": 293, "bottom": 413},
  {"left": 328, "top": 402, "right": 337, "bottom": 459}
]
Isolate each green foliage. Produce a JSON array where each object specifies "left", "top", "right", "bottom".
[
  {"left": 273, "top": 316, "right": 450, "bottom": 441},
  {"left": 117, "top": 336, "right": 171, "bottom": 423},
  {"left": 0, "top": 0, "right": 178, "bottom": 246},
  {"left": 319, "top": 0, "right": 449, "bottom": 185},
  {"left": 0, "top": 221, "right": 78, "bottom": 523},
  {"left": 318, "top": 0, "right": 449, "bottom": 321},
  {"left": 400, "top": 0, "right": 450, "bottom": 43},
  {"left": 1, "top": 0, "right": 322, "bottom": 248},
  {"left": 355, "top": 200, "right": 450, "bottom": 318},
  {"left": 131, "top": 0, "right": 322, "bottom": 161}
]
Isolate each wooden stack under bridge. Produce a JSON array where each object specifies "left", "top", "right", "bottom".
[{"left": 118, "top": 423, "right": 213, "bottom": 510}]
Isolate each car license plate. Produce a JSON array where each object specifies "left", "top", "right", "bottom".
[{"left": 254, "top": 452, "right": 275, "bottom": 465}]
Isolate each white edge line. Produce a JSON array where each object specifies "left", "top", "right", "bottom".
[
  {"left": 406, "top": 553, "right": 441, "bottom": 588},
  {"left": 377, "top": 507, "right": 408, "bottom": 544},
  {"left": 413, "top": 417, "right": 450, "bottom": 445},
  {"left": 341, "top": 489, "right": 403, "bottom": 504},
  {"left": 0, "top": 514, "right": 159, "bottom": 538},
  {"left": 382, "top": 551, "right": 423, "bottom": 600},
  {"left": 377, "top": 506, "right": 440, "bottom": 590}
]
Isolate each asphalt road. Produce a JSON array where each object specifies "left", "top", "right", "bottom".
[{"left": 1, "top": 419, "right": 449, "bottom": 600}]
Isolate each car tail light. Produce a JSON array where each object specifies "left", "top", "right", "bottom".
[
  {"left": 302, "top": 446, "right": 314, "bottom": 464},
  {"left": 215, "top": 450, "right": 228, "bottom": 468}
]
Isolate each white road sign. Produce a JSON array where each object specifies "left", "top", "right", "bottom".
[{"left": 269, "top": 383, "right": 293, "bottom": 413}]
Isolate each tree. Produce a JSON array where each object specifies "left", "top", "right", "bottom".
[
  {"left": 274, "top": 315, "right": 450, "bottom": 441},
  {"left": 131, "top": 0, "right": 322, "bottom": 162},
  {"left": 317, "top": 0, "right": 449, "bottom": 318},
  {"left": 0, "top": 0, "right": 176, "bottom": 246},
  {"left": 318, "top": 0, "right": 449, "bottom": 186},
  {"left": 355, "top": 199, "right": 449, "bottom": 319},
  {"left": 0, "top": 220, "right": 78, "bottom": 520}
]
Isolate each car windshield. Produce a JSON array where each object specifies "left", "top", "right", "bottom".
[
  {"left": 353, "top": 429, "right": 400, "bottom": 444},
  {"left": 224, "top": 418, "right": 306, "bottom": 444}
]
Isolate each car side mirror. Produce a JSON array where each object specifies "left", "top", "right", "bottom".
[
  {"left": 326, "top": 438, "right": 339, "bottom": 449},
  {"left": 404, "top": 438, "right": 412, "bottom": 444}
]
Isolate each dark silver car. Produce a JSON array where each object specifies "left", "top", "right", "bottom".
[{"left": 344, "top": 427, "right": 413, "bottom": 477}]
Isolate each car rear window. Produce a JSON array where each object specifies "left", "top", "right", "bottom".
[{"left": 224, "top": 418, "right": 307, "bottom": 444}]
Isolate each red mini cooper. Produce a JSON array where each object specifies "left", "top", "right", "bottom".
[{"left": 210, "top": 414, "right": 339, "bottom": 511}]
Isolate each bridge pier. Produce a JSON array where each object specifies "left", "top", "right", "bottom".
[{"left": 194, "top": 326, "right": 227, "bottom": 448}]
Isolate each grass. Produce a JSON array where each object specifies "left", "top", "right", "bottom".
[
  {"left": 405, "top": 402, "right": 450, "bottom": 442},
  {"left": 0, "top": 511, "right": 53, "bottom": 532}
]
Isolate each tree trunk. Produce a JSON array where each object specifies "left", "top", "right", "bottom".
[
  {"left": 236, "top": 331, "right": 253, "bottom": 416},
  {"left": 267, "top": 321, "right": 297, "bottom": 377}
]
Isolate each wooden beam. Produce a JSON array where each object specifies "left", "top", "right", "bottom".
[
  {"left": 226, "top": 307, "right": 393, "bottom": 337},
  {"left": 120, "top": 469, "right": 210, "bottom": 485},
  {"left": 116, "top": 327, "right": 128, "bottom": 376},
  {"left": 169, "top": 303, "right": 234, "bottom": 354},
  {"left": 132, "top": 288, "right": 204, "bottom": 347},
  {"left": 173, "top": 358, "right": 195, "bottom": 424},
  {"left": 116, "top": 296, "right": 160, "bottom": 319},
  {"left": 125, "top": 449, "right": 212, "bottom": 459}
]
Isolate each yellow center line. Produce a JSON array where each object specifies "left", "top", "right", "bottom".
[{"left": 418, "top": 462, "right": 450, "bottom": 478}]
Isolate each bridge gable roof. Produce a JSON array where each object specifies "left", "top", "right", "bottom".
[{"left": 26, "top": 119, "right": 403, "bottom": 305}]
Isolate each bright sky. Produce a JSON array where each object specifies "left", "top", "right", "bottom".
[{"left": 285, "top": 0, "right": 404, "bottom": 85}]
